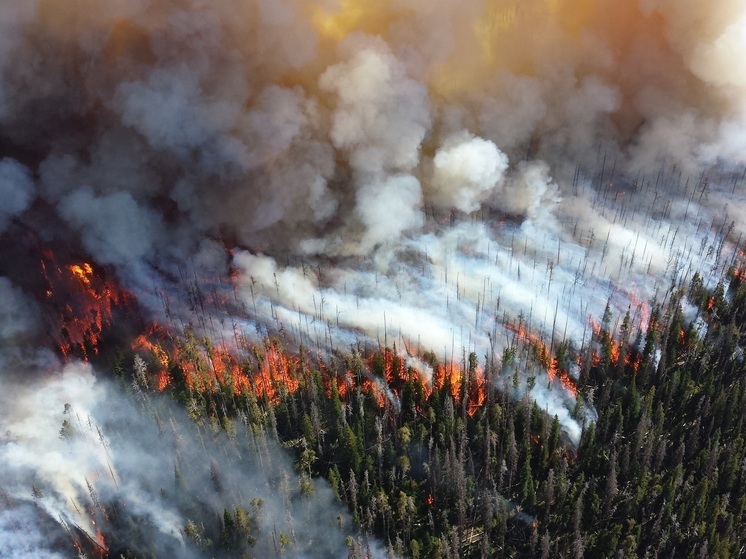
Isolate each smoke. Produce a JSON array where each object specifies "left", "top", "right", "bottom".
[
  {"left": 0, "top": 504, "right": 70, "bottom": 559},
  {"left": 1, "top": 0, "right": 746, "bottom": 552},
  {"left": 0, "top": 158, "right": 35, "bottom": 232},
  {"left": 0, "top": 361, "right": 381, "bottom": 558},
  {"left": 430, "top": 132, "right": 509, "bottom": 213},
  {"left": 320, "top": 36, "right": 431, "bottom": 175},
  {"left": 58, "top": 186, "right": 165, "bottom": 268}
]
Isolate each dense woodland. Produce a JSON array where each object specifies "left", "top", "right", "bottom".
[{"left": 108, "top": 265, "right": 746, "bottom": 559}]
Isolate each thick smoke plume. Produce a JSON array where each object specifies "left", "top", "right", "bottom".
[{"left": 1, "top": 0, "right": 746, "bottom": 553}]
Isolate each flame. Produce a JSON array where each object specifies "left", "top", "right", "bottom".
[
  {"left": 38, "top": 249, "right": 583, "bottom": 426},
  {"left": 628, "top": 291, "right": 651, "bottom": 331},
  {"left": 436, "top": 362, "right": 465, "bottom": 402},
  {"left": 362, "top": 378, "right": 388, "bottom": 408},
  {"left": 95, "top": 528, "right": 107, "bottom": 552},
  {"left": 609, "top": 337, "right": 620, "bottom": 364},
  {"left": 130, "top": 323, "right": 490, "bottom": 417},
  {"left": 467, "top": 366, "right": 487, "bottom": 416},
  {"left": 505, "top": 321, "right": 579, "bottom": 397},
  {"left": 133, "top": 333, "right": 306, "bottom": 404},
  {"left": 255, "top": 344, "right": 302, "bottom": 401},
  {"left": 382, "top": 348, "right": 407, "bottom": 385},
  {"left": 40, "top": 252, "right": 134, "bottom": 360},
  {"left": 588, "top": 317, "right": 641, "bottom": 374},
  {"left": 131, "top": 323, "right": 173, "bottom": 389},
  {"left": 68, "top": 263, "right": 94, "bottom": 287},
  {"left": 731, "top": 254, "right": 746, "bottom": 282},
  {"left": 431, "top": 361, "right": 486, "bottom": 416}
]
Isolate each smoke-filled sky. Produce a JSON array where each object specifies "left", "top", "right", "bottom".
[{"left": 1, "top": 0, "right": 746, "bottom": 554}]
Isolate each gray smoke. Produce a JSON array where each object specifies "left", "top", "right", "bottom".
[{"left": 0, "top": 361, "right": 380, "bottom": 558}]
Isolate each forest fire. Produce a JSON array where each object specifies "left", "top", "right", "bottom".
[
  {"left": 30, "top": 237, "right": 559, "bottom": 432},
  {"left": 131, "top": 330, "right": 490, "bottom": 416},
  {"left": 131, "top": 325, "right": 172, "bottom": 391},
  {"left": 547, "top": 357, "right": 579, "bottom": 398},
  {"left": 39, "top": 251, "right": 134, "bottom": 361},
  {"left": 97, "top": 530, "right": 107, "bottom": 554},
  {"left": 504, "top": 322, "right": 579, "bottom": 397},
  {"left": 588, "top": 318, "right": 642, "bottom": 373},
  {"left": 68, "top": 263, "right": 94, "bottom": 287},
  {"left": 3, "top": 0, "right": 746, "bottom": 555}
]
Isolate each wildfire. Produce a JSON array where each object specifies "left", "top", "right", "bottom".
[
  {"left": 362, "top": 378, "right": 389, "bottom": 408},
  {"left": 434, "top": 361, "right": 463, "bottom": 400},
  {"left": 588, "top": 318, "right": 642, "bottom": 373},
  {"left": 505, "top": 322, "right": 579, "bottom": 397},
  {"left": 68, "top": 263, "right": 94, "bottom": 287},
  {"left": 132, "top": 332, "right": 308, "bottom": 405},
  {"left": 131, "top": 325, "right": 172, "bottom": 391},
  {"left": 18, "top": 253, "right": 588, "bottom": 431},
  {"left": 40, "top": 251, "right": 134, "bottom": 360},
  {"left": 628, "top": 291, "right": 651, "bottom": 332},
  {"left": 467, "top": 368, "right": 488, "bottom": 416},
  {"left": 730, "top": 252, "right": 746, "bottom": 283},
  {"left": 95, "top": 528, "right": 107, "bottom": 555},
  {"left": 254, "top": 344, "right": 302, "bottom": 401},
  {"left": 39, "top": 246, "right": 574, "bottom": 427},
  {"left": 130, "top": 324, "right": 491, "bottom": 418}
]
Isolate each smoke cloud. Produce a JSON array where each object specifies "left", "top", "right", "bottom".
[
  {"left": 1, "top": 0, "right": 746, "bottom": 553},
  {"left": 430, "top": 132, "right": 509, "bottom": 213}
]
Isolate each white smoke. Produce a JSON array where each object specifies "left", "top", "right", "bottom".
[
  {"left": 356, "top": 174, "right": 424, "bottom": 250},
  {"left": 58, "top": 186, "right": 165, "bottom": 269},
  {"left": 0, "top": 361, "right": 385, "bottom": 558},
  {"left": 320, "top": 36, "right": 431, "bottom": 175},
  {"left": 430, "top": 132, "right": 509, "bottom": 213},
  {"left": 0, "top": 505, "right": 69, "bottom": 559}
]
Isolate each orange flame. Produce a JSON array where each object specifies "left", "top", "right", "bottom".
[
  {"left": 68, "top": 263, "right": 94, "bottom": 287},
  {"left": 505, "top": 322, "right": 579, "bottom": 397},
  {"left": 588, "top": 318, "right": 641, "bottom": 374},
  {"left": 40, "top": 252, "right": 133, "bottom": 360},
  {"left": 95, "top": 528, "right": 107, "bottom": 554},
  {"left": 131, "top": 322, "right": 491, "bottom": 416},
  {"left": 467, "top": 366, "right": 487, "bottom": 416}
]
